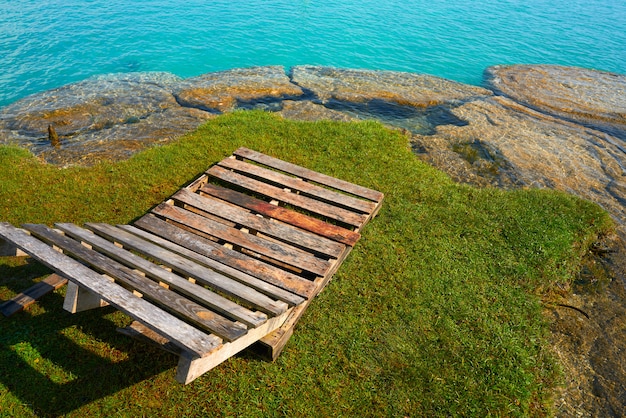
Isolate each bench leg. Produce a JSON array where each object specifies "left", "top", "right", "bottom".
[
  {"left": 63, "top": 281, "right": 109, "bottom": 313},
  {"left": 0, "top": 238, "right": 28, "bottom": 257}
]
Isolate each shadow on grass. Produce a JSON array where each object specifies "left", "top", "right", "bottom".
[{"left": 1, "top": 277, "right": 176, "bottom": 417}]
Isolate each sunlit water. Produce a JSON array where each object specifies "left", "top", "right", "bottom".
[{"left": 1, "top": 0, "right": 625, "bottom": 107}]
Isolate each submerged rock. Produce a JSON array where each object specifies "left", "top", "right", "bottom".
[
  {"left": 485, "top": 65, "right": 626, "bottom": 140},
  {"left": 291, "top": 66, "right": 492, "bottom": 107},
  {"left": 0, "top": 72, "right": 211, "bottom": 165},
  {"left": 174, "top": 66, "right": 303, "bottom": 112}
]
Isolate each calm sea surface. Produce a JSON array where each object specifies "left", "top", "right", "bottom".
[{"left": 1, "top": 0, "right": 625, "bottom": 107}]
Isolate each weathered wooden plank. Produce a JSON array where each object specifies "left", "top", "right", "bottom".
[
  {"left": 207, "top": 165, "right": 368, "bottom": 227},
  {"left": 174, "top": 188, "right": 345, "bottom": 258},
  {"left": 199, "top": 183, "right": 361, "bottom": 246},
  {"left": 0, "top": 222, "right": 220, "bottom": 357},
  {"left": 24, "top": 224, "right": 247, "bottom": 342},
  {"left": 85, "top": 223, "right": 289, "bottom": 317},
  {"left": 233, "top": 147, "right": 384, "bottom": 202},
  {"left": 119, "top": 223, "right": 305, "bottom": 307},
  {"left": 218, "top": 158, "right": 377, "bottom": 214},
  {"left": 0, "top": 274, "right": 68, "bottom": 317},
  {"left": 176, "top": 308, "right": 291, "bottom": 384},
  {"left": 152, "top": 203, "right": 332, "bottom": 277},
  {"left": 134, "top": 214, "right": 317, "bottom": 298},
  {"left": 57, "top": 223, "right": 266, "bottom": 328}
]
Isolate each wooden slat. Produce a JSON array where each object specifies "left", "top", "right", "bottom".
[
  {"left": 0, "top": 223, "right": 220, "bottom": 357},
  {"left": 218, "top": 158, "right": 377, "bottom": 214},
  {"left": 233, "top": 147, "right": 384, "bottom": 202},
  {"left": 174, "top": 188, "right": 345, "bottom": 258},
  {"left": 134, "top": 214, "right": 317, "bottom": 298},
  {"left": 118, "top": 224, "right": 305, "bottom": 307},
  {"left": 85, "top": 223, "right": 289, "bottom": 317},
  {"left": 199, "top": 183, "right": 361, "bottom": 246},
  {"left": 207, "top": 165, "right": 368, "bottom": 227},
  {"left": 0, "top": 274, "right": 68, "bottom": 317},
  {"left": 24, "top": 224, "right": 247, "bottom": 342},
  {"left": 55, "top": 223, "right": 267, "bottom": 328},
  {"left": 152, "top": 203, "right": 332, "bottom": 277}
]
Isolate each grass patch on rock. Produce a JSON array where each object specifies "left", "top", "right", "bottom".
[{"left": 0, "top": 110, "right": 613, "bottom": 417}]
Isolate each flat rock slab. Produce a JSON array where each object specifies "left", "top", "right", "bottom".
[
  {"left": 291, "top": 66, "right": 492, "bottom": 107},
  {"left": 174, "top": 66, "right": 303, "bottom": 112},
  {"left": 485, "top": 65, "right": 626, "bottom": 139},
  {"left": 412, "top": 95, "right": 626, "bottom": 229}
]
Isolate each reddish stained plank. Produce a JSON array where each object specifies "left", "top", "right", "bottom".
[
  {"left": 173, "top": 188, "right": 345, "bottom": 258},
  {"left": 152, "top": 203, "right": 332, "bottom": 277},
  {"left": 206, "top": 165, "right": 368, "bottom": 227},
  {"left": 199, "top": 183, "right": 361, "bottom": 247}
]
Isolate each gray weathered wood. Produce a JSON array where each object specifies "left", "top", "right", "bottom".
[
  {"left": 152, "top": 203, "right": 332, "bottom": 277},
  {"left": 119, "top": 223, "right": 305, "bottom": 307},
  {"left": 0, "top": 222, "right": 221, "bottom": 357},
  {"left": 233, "top": 147, "right": 384, "bottom": 202},
  {"left": 24, "top": 223, "right": 247, "bottom": 342},
  {"left": 218, "top": 157, "right": 377, "bottom": 214},
  {"left": 174, "top": 188, "right": 345, "bottom": 258},
  {"left": 85, "top": 223, "right": 289, "bottom": 316},
  {"left": 176, "top": 309, "right": 291, "bottom": 384},
  {"left": 207, "top": 165, "right": 368, "bottom": 227},
  {"left": 63, "top": 281, "right": 109, "bottom": 313},
  {"left": 134, "top": 214, "right": 317, "bottom": 298},
  {"left": 199, "top": 183, "right": 361, "bottom": 246},
  {"left": 0, "top": 274, "right": 68, "bottom": 317},
  {"left": 56, "top": 222, "right": 267, "bottom": 328}
]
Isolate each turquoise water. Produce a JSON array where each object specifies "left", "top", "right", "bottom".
[{"left": 1, "top": 0, "right": 625, "bottom": 107}]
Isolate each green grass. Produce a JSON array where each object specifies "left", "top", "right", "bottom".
[{"left": 0, "top": 111, "right": 612, "bottom": 417}]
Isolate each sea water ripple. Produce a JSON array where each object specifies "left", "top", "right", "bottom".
[{"left": 0, "top": 0, "right": 625, "bottom": 108}]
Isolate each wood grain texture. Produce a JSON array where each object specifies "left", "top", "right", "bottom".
[
  {"left": 85, "top": 222, "right": 289, "bottom": 316},
  {"left": 173, "top": 188, "right": 345, "bottom": 258},
  {"left": 218, "top": 157, "right": 377, "bottom": 214},
  {"left": 119, "top": 223, "right": 305, "bottom": 307},
  {"left": 0, "top": 274, "right": 68, "bottom": 317},
  {"left": 199, "top": 183, "right": 361, "bottom": 246},
  {"left": 233, "top": 147, "right": 384, "bottom": 202},
  {"left": 24, "top": 223, "right": 247, "bottom": 342},
  {"left": 152, "top": 203, "right": 332, "bottom": 277},
  {"left": 0, "top": 223, "right": 220, "bottom": 357},
  {"left": 206, "top": 165, "right": 368, "bottom": 227},
  {"left": 56, "top": 222, "right": 267, "bottom": 328},
  {"left": 134, "top": 214, "right": 317, "bottom": 298}
]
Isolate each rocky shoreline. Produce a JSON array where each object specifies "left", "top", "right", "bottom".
[{"left": 1, "top": 64, "right": 625, "bottom": 415}]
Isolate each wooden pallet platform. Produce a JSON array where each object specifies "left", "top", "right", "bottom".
[{"left": 0, "top": 147, "right": 383, "bottom": 384}]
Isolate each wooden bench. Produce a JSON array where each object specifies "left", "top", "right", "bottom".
[{"left": 0, "top": 148, "right": 383, "bottom": 384}]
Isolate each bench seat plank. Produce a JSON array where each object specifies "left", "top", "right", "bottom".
[
  {"left": 55, "top": 223, "right": 267, "bottom": 328},
  {"left": 119, "top": 224, "right": 305, "bottom": 307},
  {"left": 207, "top": 165, "right": 368, "bottom": 227},
  {"left": 0, "top": 222, "right": 221, "bottom": 358},
  {"left": 152, "top": 203, "right": 331, "bottom": 277},
  {"left": 86, "top": 223, "right": 289, "bottom": 317},
  {"left": 218, "top": 157, "right": 377, "bottom": 214},
  {"left": 24, "top": 224, "right": 247, "bottom": 342}
]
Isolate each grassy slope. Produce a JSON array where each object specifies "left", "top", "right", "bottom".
[{"left": 0, "top": 111, "right": 612, "bottom": 417}]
